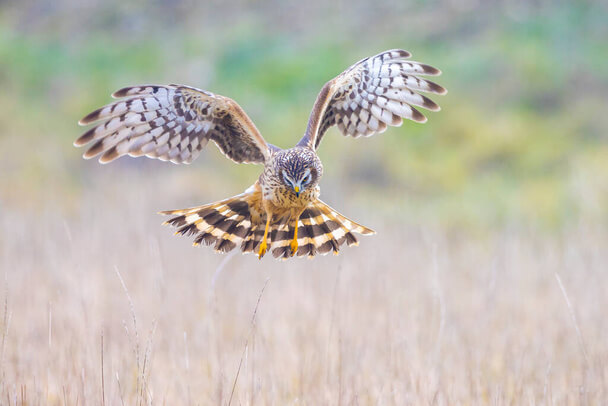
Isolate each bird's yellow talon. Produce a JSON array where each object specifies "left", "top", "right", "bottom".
[
  {"left": 290, "top": 239, "right": 298, "bottom": 256},
  {"left": 258, "top": 215, "right": 271, "bottom": 259},
  {"left": 258, "top": 241, "right": 268, "bottom": 259}
]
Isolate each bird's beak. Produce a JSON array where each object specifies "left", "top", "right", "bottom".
[{"left": 294, "top": 185, "right": 300, "bottom": 197}]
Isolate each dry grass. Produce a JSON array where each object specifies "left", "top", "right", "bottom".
[{"left": 0, "top": 170, "right": 607, "bottom": 405}]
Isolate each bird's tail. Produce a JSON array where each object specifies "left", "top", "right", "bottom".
[
  {"left": 160, "top": 191, "right": 375, "bottom": 259},
  {"left": 159, "top": 189, "right": 263, "bottom": 254},
  {"left": 268, "top": 199, "right": 375, "bottom": 259}
]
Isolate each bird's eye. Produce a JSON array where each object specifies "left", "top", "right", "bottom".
[
  {"left": 282, "top": 171, "right": 292, "bottom": 185},
  {"left": 302, "top": 174, "right": 311, "bottom": 184}
]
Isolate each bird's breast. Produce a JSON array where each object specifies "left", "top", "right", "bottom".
[{"left": 263, "top": 183, "right": 319, "bottom": 211}]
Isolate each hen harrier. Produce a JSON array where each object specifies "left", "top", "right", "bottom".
[{"left": 76, "top": 49, "right": 446, "bottom": 259}]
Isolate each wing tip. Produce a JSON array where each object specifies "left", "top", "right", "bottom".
[
  {"left": 420, "top": 64, "right": 442, "bottom": 76},
  {"left": 432, "top": 83, "right": 448, "bottom": 95},
  {"left": 421, "top": 95, "right": 441, "bottom": 112},
  {"left": 111, "top": 86, "right": 136, "bottom": 98},
  {"left": 82, "top": 150, "right": 98, "bottom": 160},
  {"left": 389, "top": 49, "right": 412, "bottom": 59},
  {"left": 74, "top": 127, "right": 96, "bottom": 146},
  {"left": 98, "top": 148, "right": 119, "bottom": 164},
  {"left": 78, "top": 110, "right": 102, "bottom": 125},
  {"left": 111, "top": 84, "right": 168, "bottom": 98},
  {"left": 411, "top": 106, "right": 427, "bottom": 123},
  {"left": 97, "top": 157, "right": 113, "bottom": 164}
]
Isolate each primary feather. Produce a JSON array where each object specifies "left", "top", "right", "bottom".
[
  {"left": 76, "top": 85, "right": 270, "bottom": 164},
  {"left": 300, "top": 49, "right": 446, "bottom": 150}
]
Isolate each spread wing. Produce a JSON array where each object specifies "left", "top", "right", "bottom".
[
  {"left": 299, "top": 49, "right": 447, "bottom": 150},
  {"left": 75, "top": 84, "right": 270, "bottom": 164}
]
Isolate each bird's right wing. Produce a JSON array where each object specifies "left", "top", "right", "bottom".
[
  {"left": 299, "top": 49, "right": 446, "bottom": 150},
  {"left": 76, "top": 84, "right": 270, "bottom": 165}
]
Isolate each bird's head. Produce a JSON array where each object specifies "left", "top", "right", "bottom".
[
  {"left": 277, "top": 148, "right": 322, "bottom": 197},
  {"left": 281, "top": 167, "right": 315, "bottom": 197}
]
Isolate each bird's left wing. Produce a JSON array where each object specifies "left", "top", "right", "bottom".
[
  {"left": 76, "top": 84, "right": 270, "bottom": 164},
  {"left": 299, "top": 49, "right": 447, "bottom": 150}
]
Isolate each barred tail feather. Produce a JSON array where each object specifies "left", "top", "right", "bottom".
[
  {"left": 160, "top": 191, "right": 259, "bottom": 254},
  {"left": 271, "top": 199, "right": 375, "bottom": 259},
  {"left": 161, "top": 192, "right": 374, "bottom": 259}
]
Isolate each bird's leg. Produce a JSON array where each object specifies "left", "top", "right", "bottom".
[
  {"left": 290, "top": 213, "right": 302, "bottom": 256},
  {"left": 258, "top": 214, "right": 272, "bottom": 259}
]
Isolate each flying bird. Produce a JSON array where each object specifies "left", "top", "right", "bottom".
[{"left": 75, "top": 49, "right": 446, "bottom": 259}]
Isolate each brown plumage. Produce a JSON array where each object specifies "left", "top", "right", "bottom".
[{"left": 75, "top": 49, "right": 446, "bottom": 259}]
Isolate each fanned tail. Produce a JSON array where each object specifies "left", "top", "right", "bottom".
[
  {"left": 160, "top": 191, "right": 375, "bottom": 259},
  {"left": 160, "top": 188, "right": 263, "bottom": 254},
  {"left": 270, "top": 199, "right": 375, "bottom": 259}
]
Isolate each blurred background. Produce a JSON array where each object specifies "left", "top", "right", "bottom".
[
  {"left": 1, "top": 0, "right": 607, "bottom": 228},
  {"left": 1, "top": 0, "right": 607, "bottom": 404}
]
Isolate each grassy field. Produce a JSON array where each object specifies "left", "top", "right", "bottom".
[
  {"left": 1, "top": 0, "right": 608, "bottom": 404},
  {"left": 1, "top": 171, "right": 607, "bottom": 404}
]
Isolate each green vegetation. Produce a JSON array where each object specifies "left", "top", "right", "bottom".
[{"left": 1, "top": 2, "right": 607, "bottom": 229}]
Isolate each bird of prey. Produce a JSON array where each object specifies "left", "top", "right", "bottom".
[{"left": 75, "top": 49, "right": 446, "bottom": 259}]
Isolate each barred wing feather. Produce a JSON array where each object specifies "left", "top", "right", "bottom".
[
  {"left": 300, "top": 49, "right": 447, "bottom": 150},
  {"left": 75, "top": 85, "right": 270, "bottom": 165}
]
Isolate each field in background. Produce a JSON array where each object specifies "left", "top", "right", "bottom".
[
  {"left": 1, "top": 0, "right": 608, "bottom": 404},
  {"left": 2, "top": 173, "right": 607, "bottom": 404}
]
